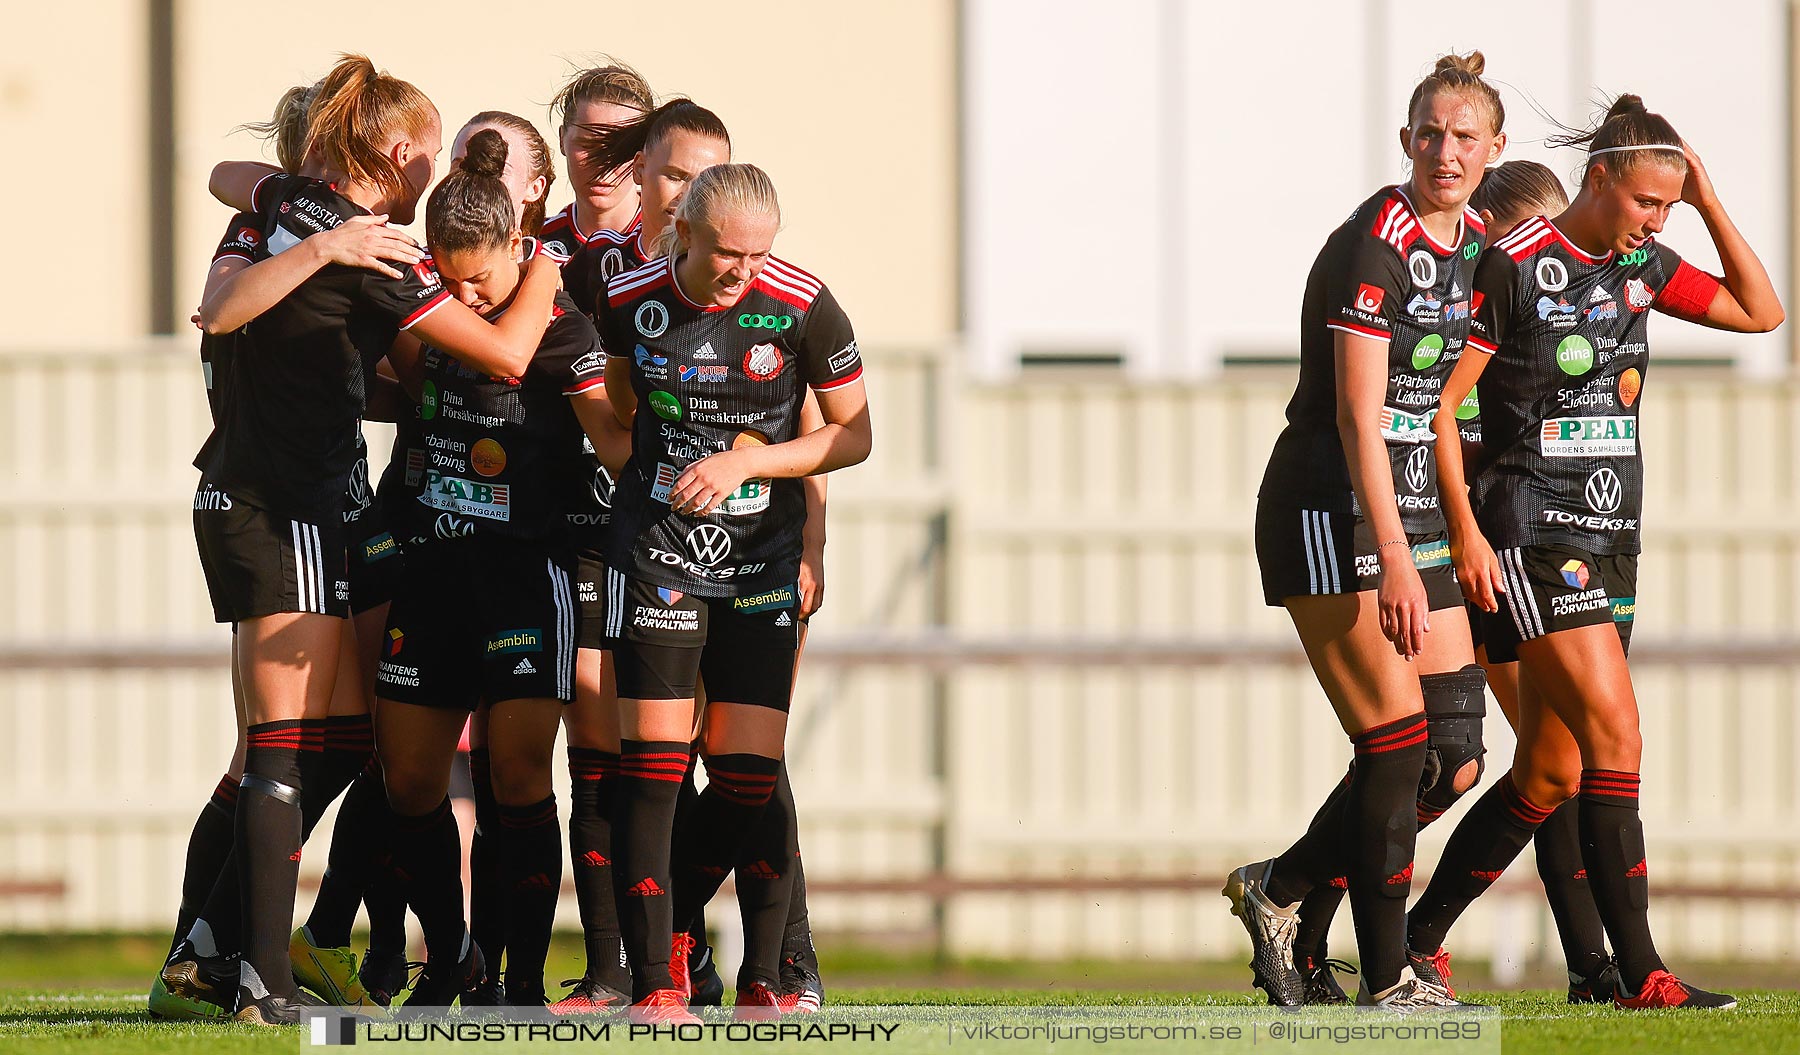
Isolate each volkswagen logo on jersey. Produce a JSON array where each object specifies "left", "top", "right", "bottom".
[
  {"left": 590, "top": 464, "right": 614, "bottom": 509},
  {"left": 1535, "top": 258, "right": 1570, "bottom": 293},
  {"left": 1404, "top": 445, "right": 1431, "bottom": 494},
  {"left": 434, "top": 513, "right": 475, "bottom": 539},
  {"left": 1585, "top": 468, "right": 1623, "bottom": 514},
  {"left": 635, "top": 300, "right": 669, "bottom": 338},
  {"left": 686, "top": 524, "right": 732, "bottom": 567},
  {"left": 1407, "top": 249, "right": 1437, "bottom": 289}
]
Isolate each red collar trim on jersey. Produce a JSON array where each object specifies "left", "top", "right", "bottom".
[
  {"left": 1394, "top": 185, "right": 1463, "bottom": 255},
  {"left": 1544, "top": 219, "right": 1615, "bottom": 265},
  {"left": 665, "top": 253, "right": 728, "bottom": 312}
]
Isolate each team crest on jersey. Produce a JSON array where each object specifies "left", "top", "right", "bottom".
[
  {"left": 1624, "top": 278, "right": 1654, "bottom": 311},
  {"left": 744, "top": 343, "right": 784, "bottom": 381},
  {"left": 1406, "top": 250, "right": 1437, "bottom": 288},
  {"left": 635, "top": 301, "right": 669, "bottom": 338}
]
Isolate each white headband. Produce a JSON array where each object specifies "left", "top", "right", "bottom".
[{"left": 1588, "top": 144, "right": 1683, "bottom": 159}]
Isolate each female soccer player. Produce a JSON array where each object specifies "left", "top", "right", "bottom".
[
  {"left": 151, "top": 78, "right": 422, "bottom": 1022},
  {"left": 599, "top": 164, "right": 869, "bottom": 1020},
  {"left": 179, "top": 55, "right": 561, "bottom": 1025},
  {"left": 288, "top": 108, "right": 567, "bottom": 1012},
  {"left": 1283, "top": 161, "right": 1590, "bottom": 1006},
  {"left": 541, "top": 63, "right": 654, "bottom": 266},
  {"left": 1225, "top": 53, "right": 1504, "bottom": 1012},
  {"left": 551, "top": 95, "right": 735, "bottom": 1016},
  {"left": 1408, "top": 95, "right": 1781, "bottom": 1010},
  {"left": 370, "top": 128, "right": 620, "bottom": 1012}
]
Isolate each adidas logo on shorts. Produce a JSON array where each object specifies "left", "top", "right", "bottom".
[
  {"left": 775, "top": 611, "right": 792, "bottom": 627},
  {"left": 513, "top": 657, "right": 536, "bottom": 675}
]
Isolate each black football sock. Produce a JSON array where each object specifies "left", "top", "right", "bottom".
[
  {"left": 1534, "top": 798, "right": 1611, "bottom": 979},
  {"left": 1267, "top": 766, "right": 1354, "bottom": 907},
  {"left": 733, "top": 762, "right": 800, "bottom": 990},
  {"left": 390, "top": 797, "right": 466, "bottom": 966},
  {"left": 171, "top": 774, "right": 239, "bottom": 958},
  {"left": 1343, "top": 713, "right": 1428, "bottom": 994},
  {"left": 671, "top": 753, "right": 780, "bottom": 936},
  {"left": 1292, "top": 884, "right": 1346, "bottom": 968},
  {"left": 1286, "top": 765, "right": 1353, "bottom": 961},
  {"left": 234, "top": 721, "right": 307, "bottom": 1000},
  {"left": 305, "top": 758, "right": 392, "bottom": 949},
  {"left": 1579, "top": 769, "right": 1664, "bottom": 993},
  {"left": 676, "top": 751, "right": 710, "bottom": 953},
  {"left": 363, "top": 865, "right": 409, "bottom": 956},
  {"left": 1406, "top": 770, "right": 1554, "bottom": 957},
  {"left": 498, "top": 795, "right": 561, "bottom": 1002},
  {"left": 467, "top": 747, "right": 505, "bottom": 984},
  {"left": 616, "top": 740, "right": 689, "bottom": 998},
  {"left": 568, "top": 748, "right": 629, "bottom": 990}
]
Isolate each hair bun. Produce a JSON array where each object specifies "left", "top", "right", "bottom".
[
  {"left": 461, "top": 128, "right": 509, "bottom": 180},
  {"left": 1436, "top": 50, "right": 1485, "bottom": 77},
  {"left": 1605, "top": 93, "right": 1648, "bottom": 121}
]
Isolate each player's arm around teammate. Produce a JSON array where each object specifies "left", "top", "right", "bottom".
[
  {"left": 180, "top": 55, "right": 507, "bottom": 1026},
  {"left": 1410, "top": 96, "right": 1780, "bottom": 1011},
  {"left": 369, "top": 129, "right": 617, "bottom": 1012},
  {"left": 1225, "top": 53, "right": 1504, "bottom": 1013}
]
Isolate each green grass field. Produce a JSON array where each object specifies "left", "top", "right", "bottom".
[{"left": 0, "top": 935, "right": 1793, "bottom": 1054}]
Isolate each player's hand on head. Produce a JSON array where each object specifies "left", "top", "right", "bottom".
[
  {"left": 1678, "top": 140, "right": 1716, "bottom": 208},
  {"left": 316, "top": 214, "right": 422, "bottom": 279}
]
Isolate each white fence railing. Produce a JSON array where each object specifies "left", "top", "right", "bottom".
[{"left": 3, "top": 345, "right": 1797, "bottom": 972}]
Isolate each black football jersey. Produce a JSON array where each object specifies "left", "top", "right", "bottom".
[
  {"left": 391, "top": 290, "right": 604, "bottom": 548},
  {"left": 1259, "top": 187, "right": 1487, "bottom": 531},
  {"left": 600, "top": 255, "right": 864, "bottom": 596},
  {"left": 199, "top": 212, "right": 262, "bottom": 422},
  {"left": 539, "top": 202, "right": 640, "bottom": 267},
  {"left": 564, "top": 223, "right": 650, "bottom": 323},
  {"left": 199, "top": 172, "right": 448, "bottom": 515},
  {"left": 1467, "top": 216, "right": 1719, "bottom": 555},
  {"left": 559, "top": 225, "right": 650, "bottom": 553}
]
